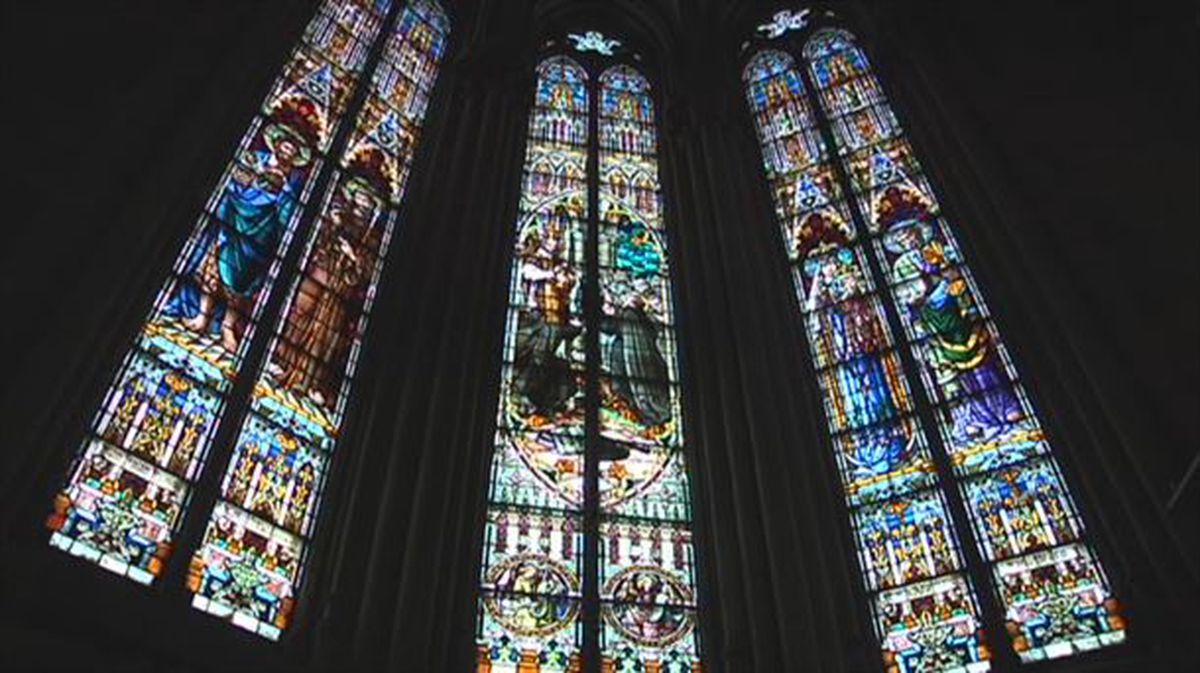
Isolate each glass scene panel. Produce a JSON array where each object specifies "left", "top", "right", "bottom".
[
  {"left": 189, "top": 0, "right": 449, "bottom": 638},
  {"left": 805, "top": 27, "right": 1125, "bottom": 662}
]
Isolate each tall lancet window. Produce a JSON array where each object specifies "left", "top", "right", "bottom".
[
  {"left": 744, "top": 17, "right": 1125, "bottom": 673},
  {"left": 476, "top": 44, "right": 703, "bottom": 672},
  {"left": 45, "top": 0, "right": 448, "bottom": 641}
]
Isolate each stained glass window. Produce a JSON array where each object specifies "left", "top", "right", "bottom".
[
  {"left": 47, "top": 0, "right": 391, "bottom": 586},
  {"left": 744, "top": 49, "right": 987, "bottom": 673},
  {"left": 187, "top": 0, "right": 449, "bottom": 639},
  {"left": 476, "top": 50, "right": 702, "bottom": 672},
  {"left": 744, "top": 23, "right": 1126, "bottom": 670},
  {"left": 46, "top": 0, "right": 448, "bottom": 640}
]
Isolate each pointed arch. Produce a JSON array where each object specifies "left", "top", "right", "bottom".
[
  {"left": 44, "top": 0, "right": 450, "bottom": 642},
  {"left": 46, "top": 0, "right": 397, "bottom": 589},
  {"left": 476, "top": 54, "right": 590, "bottom": 670}
]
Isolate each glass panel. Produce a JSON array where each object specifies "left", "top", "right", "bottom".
[
  {"left": 852, "top": 489, "right": 963, "bottom": 591},
  {"left": 992, "top": 543, "right": 1125, "bottom": 662},
  {"left": 477, "top": 593, "right": 583, "bottom": 672},
  {"left": 936, "top": 384, "right": 1050, "bottom": 477},
  {"left": 480, "top": 58, "right": 702, "bottom": 669},
  {"left": 188, "top": 501, "right": 306, "bottom": 641},
  {"left": 48, "top": 439, "right": 190, "bottom": 585},
  {"left": 961, "top": 458, "right": 1085, "bottom": 561},
  {"left": 872, "top": 575, "right": 990, "bottom": 673},
  {"left": 832, "top": 417, "right": 938, "bottom": 508},
  {"left": 597, "top": 63, "right": 701, "bottom": 668},
  {"left": 603, "top": 450, "right": 693, "bottom": 521},
  {"left": 480, "top": 59, "right": 590, "bottom": 670},
  {"left": 599, "top": 518, "right": 697, "bottom": 604},
  {"left": 219, "top": 413, "right": 329, "bottom": 536},
  {"left": 92, "top": 351, "right": 223, "bottom": 479},
  {"left": 601, "top": 603, "right": 702, "bottom": 671}
]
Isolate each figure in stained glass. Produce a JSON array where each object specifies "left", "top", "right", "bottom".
[
  {"left": 513, "top": 202, "right": 584, "bottom": 421},
  {"left": 168, "top": 122, "right": 313, "bottom": 354},
  {"left": 602, "top": 214, "right": 671, "bottom": 435},
  {"left": 273, "top": 175, "right": 384, "bottom": 405},
  {"left": 797, "top": 25, "right": 1124, "bottom": 665},
  {"left": 184, "top": 0, "right": 449, "bottom": 640},
  {"left": 883, "top": 215, "right": 1022, "bottom": 439},
  {"left": 746, "top": 42, "right": 993, "bottom": 673},
  {"left": 479, "top": 56, "right": 700, "bottom": 671},
  {"left": 799, "top": 219, "right": 901, "bottom": 431}
]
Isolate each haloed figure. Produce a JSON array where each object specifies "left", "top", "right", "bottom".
[
  {"left": 513, "top": 204, "right": 581, "bottom": 418},
  {"left": 603, "top": 215, "right": 671, "bottom": 427},
  {"left": 275, "top": 177, "right": 383, "bottom": 405},
  {"left": 887, "top": 219, "right": 1023, "bottom": 439},
  {"left": 172, "top": 122, "right": 311, "bottom": 352}
]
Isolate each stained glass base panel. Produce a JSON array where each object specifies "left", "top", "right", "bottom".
[
  {"left": 477, "top": 593, "right": 583, "bottom": 673},
  {"left": 47, "top": 439, "right": 190, "bottom": 585},
  {"left": 873, "top": 574, "right": 990, "bottom": 673},
  {"left": 187, "top": 502, "right": 305, "bottom": 641},
  {"left": 992, "top": 543, "right": 1125, "bottom": 663}
]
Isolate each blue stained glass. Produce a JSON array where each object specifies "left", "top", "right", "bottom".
[
  {"left": 853, "top": 490, "right": 963, "bottom": 590},
  {"left": 833, "top": 418, "right": 938, "bottom": 507}
]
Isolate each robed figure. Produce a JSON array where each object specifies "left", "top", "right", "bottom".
[
  {"left": 885, "top": 216, "right": 1023, "bottom": 441},
  {"left": 168, "top": 122, "right": 312, "bottom": 353},
  {"left": 512, "top": 204, "right": 581, "bottom": 421},
  {"left": 599, "top": 215, "right": 672, "bottom": 461},
  {"left": 273, "top": 176, "right": 384, "bottom": 407}
]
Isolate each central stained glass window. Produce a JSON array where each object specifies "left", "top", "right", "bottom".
[{"left": 475, "top": 48, "right": 703, "bottom": 672}]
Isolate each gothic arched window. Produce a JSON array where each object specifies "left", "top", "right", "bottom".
[
  {"left": 744, "top": 19, "right": 1126, "bottom": 672},
  {"left": 45, "top": 0, "right": 449, "bottom": 640},
  {"left": 475, "top": 40, "right": 703, "bottom": 672}
]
